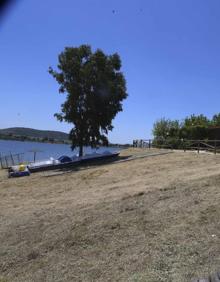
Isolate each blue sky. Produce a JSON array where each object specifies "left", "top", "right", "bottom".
[{"left": 1, "top": 0, "right": 220, "bottom": 143}]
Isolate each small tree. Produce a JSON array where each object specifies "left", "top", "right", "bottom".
[
  {"left": 152, "top": 118, "right": 180, "bottom": 140},
  {"left": 211, "top": 113, "right": 220, "bottom": 126},
  {"left": 183, "top": 114, "right": 210, "bottom": 127},
  {"left": 49, "top": 45, "right": 127, "bottom": 156},
  {"left": 181, "top": 114, "right": 210, "bottom": 140}
]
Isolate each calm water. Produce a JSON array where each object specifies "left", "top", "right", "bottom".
[{"left": 0, "top": 140, "right": 120, "bottom": 162}]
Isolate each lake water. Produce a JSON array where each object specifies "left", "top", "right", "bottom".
[{"left": 0, "top": 140, "right": 120, "bottom": 162}]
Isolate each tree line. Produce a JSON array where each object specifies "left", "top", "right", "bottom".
[{"left": 152, "top": 113, "right": 220, "bottom": 141}]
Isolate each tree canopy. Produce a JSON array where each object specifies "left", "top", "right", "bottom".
[
  {"left": 152, "top": 113, "right": 220, "bottom": 141},
  {"left": 183, "top": 114, "right": 210, "bottom": 127},
  {"left": 152, "top": 118, "right": 181, "bottom": 140},
  {"left": 212, "top": 113, "right": 220, "bottom": 126},
  {"left": 49, "top": 45, "right": 127, "bottom": 156}
]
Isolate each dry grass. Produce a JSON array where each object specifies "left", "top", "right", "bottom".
[{"left": 1, "top": 149, "right": 220, "bottom": 281}]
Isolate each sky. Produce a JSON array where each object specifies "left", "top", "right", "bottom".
[{"left": 1, "top": 0, "right": 220, "bottom": 144}]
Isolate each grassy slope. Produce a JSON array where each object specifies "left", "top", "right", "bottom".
[{"left": 1, "top": 149, "right": 220, "bottom": 281}]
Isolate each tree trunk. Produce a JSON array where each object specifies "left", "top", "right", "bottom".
[{"left": 79, "top": 144, "right": 83, "bottom": 157}]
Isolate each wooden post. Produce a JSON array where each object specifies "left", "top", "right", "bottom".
[
  {"left": 0, "top": 153, "right": 2, "bottom": 169},
  {"left": 198, "top": 142, "right": 200, "bottom": 154},
  {"left": 171, "top": 143, "right": 174, "bottom": 151},
  {"left": 149, "top": 139, "right": 151, "bottom": 149},
  {"left": 5, "top": 156, "right": 8, "bottom": 168},
  {"left": 215, "top": 140, "right": 217, "bottom": 154},
  {"left": 10, "top": 152, "right": 15, "bottom": 165}
]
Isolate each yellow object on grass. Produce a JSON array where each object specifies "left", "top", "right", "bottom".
[{"left": 19, "top": 164, "right": 26, "bottom": 172}]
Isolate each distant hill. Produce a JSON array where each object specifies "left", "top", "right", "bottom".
[{"left": 0, "top": 127, "right": 69, "bottom": 142}]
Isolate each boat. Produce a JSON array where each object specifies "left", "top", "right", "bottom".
[{"left": 27, "top": 151, "right": 119, "bottom": 173}]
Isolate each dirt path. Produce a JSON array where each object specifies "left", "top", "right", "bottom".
[{"left": 1, "top": 149, "right": 220, "bottom": 281}]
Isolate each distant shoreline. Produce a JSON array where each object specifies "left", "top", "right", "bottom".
[
  {"left": 0, "top": 135, "right": 71, "bottom": 145},
  {"left": 0, "top": 137, "right": 131, "bottom": 149},
  {"left": 0, "top": 128, "right": 131, "bottom": 148}
]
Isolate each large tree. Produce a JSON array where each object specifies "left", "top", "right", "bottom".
[{"left": 49, "top": 45, "right": 127, "bottom": 156}]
